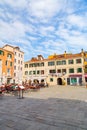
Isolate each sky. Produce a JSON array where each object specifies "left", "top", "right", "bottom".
[{"left": 0, "top": 0, "right": 87, "bottom": 61}]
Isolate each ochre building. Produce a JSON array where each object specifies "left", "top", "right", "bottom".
[
  {"left": 3, "top": 44, "right": 24, "bottom": 84},
  {"left": 0, "top": 48, "right": 14, "bottom": 84}
]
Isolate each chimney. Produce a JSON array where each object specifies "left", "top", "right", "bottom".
[
  {"left": 64, "top": 51, "right": 66, "bottom": 57},
  {"left": 37, "top": 55, "right": 44, "bottom": 60},
  {"left": 81, "top": 48, "right": 83, "bottom": 52},
  {"left": 81, "top": 49, "right": 84, "bottom": 57}
]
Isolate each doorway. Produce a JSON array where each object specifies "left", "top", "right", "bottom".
[
  {"left": 57, "top": 78, "right": 62, "bottom": 85},
  {"left": 7, "top": 78, "right": 11, "bottom": 84}
]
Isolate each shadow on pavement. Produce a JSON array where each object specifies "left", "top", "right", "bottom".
[{"left": 0, "top": 95, "right": 87, "bottom": 130}]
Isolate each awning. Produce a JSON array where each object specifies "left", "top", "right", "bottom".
[
  {"left": 84, "top": 74, "right": 87, "bottom": 77},
  {"left": 69, "top": 74, "right": 82, "bottom": 77}
]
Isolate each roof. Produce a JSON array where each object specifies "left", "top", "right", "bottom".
[
  {"left": 0, "top": 47, "right": 14, "bottom": 54},
  {"left": 2, "top": 44, "right": 24, "bottom": 53},
  {"left": 24, "top": 53, "right": 83, "bottom": 64}
]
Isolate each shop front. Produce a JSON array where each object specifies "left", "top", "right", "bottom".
[
  {"left": 69, "top": 74, "right": 82, "bottom": 86},
  {"left": 84, "top": 74, "right": 87, "bottom": 82}
]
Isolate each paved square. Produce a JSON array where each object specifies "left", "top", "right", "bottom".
[{"left": 0, "top": 86, "right": 87, "bottom": 130}]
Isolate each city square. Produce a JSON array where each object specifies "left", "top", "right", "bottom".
[
  {"left": 0, "top": 85, "right": 87, "bottom": 130},
  {"left": 0, "top": 1, "right": 87, "bottom": 130}
]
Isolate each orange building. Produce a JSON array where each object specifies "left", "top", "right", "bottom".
[{"left": 0, "top": 48, "right": 14, "bottom": 84}]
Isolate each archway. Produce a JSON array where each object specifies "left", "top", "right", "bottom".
[
  {"left": 57, "top": 78, "right": 62, "bottom": 85},
  {"left": 41, "top": 79, "right": 44, "bottom": 83},
  {"left": 33, "top": 79, "right": 39, "bottom": 84}
]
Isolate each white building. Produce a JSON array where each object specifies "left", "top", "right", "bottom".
[{"left": 24, "top": 51, "right": 87, "bottom": 86}]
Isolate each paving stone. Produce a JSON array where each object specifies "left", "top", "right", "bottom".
[{"left": 0, "top": 86, "right": 87, "bottom": 130}]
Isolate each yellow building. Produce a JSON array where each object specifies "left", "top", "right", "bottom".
[
  {"left": 0, "top": 48, "right": 14, "bottom": 84},
  {"left": 24, "top": 50, "right": 87, "bottom": 86}
]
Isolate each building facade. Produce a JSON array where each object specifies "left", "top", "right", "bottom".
[
  {"left": 3, "top": 44, "right": 24, "bottom": 84},
  {"left": 0, "top": 48, "right": 14, "bottom": 84},
  {"left": 23, "top": 55, "right": 46, "bottom": 83},
  {"left": 24, "top": 50, "right": 87, "bottom": 86}
]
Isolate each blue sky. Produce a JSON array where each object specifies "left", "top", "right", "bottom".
[{"left": 0, "top": 0, "right": 87, "bottom": 61}]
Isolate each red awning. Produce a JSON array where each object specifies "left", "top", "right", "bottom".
[
  {"left": 84, "top": 74, "right": 87, "bottom": 77},
  {"left": 69, "top": 74, "right": 82, "bottom": 77}
]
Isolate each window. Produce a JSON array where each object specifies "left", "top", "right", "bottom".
[
  {"left": 57, "top": 69, "right": 61, "bottom": 73},
  {"left": 67, "top": 78, "right": 70, "bottom": 85},
  {"left": 56, "top": 61, "right": 62, "bottom": 65},
  {"left": 25, "top": 64, "right": 28, "bottom": 68},
  {"left": 7, "top": 68, "right": 10, "bottom": 74},
  {"left": 76, "top": 59, "right": 81, "bottom": 63},
  {"left": 37, "top": 70, "right": 40, "bottom": 74},
  {"left": 33, "top": 71, "right": 36, "bottom": 75},
  {"left": 29, "top": 64, "right": 33, "bottom": 67},
  {"left": 62, "top": 60, "right": 66, "bottom": 65},
  {"left": 7, "top": 53, "right": 12, "bottom": 58},
  {"left": 50, "top": 78, "right": 53, "bottom": 82},
  {"left": 19, "top": 53, "right": 20, "bottom": 57},
  {"left": 62, "top": 69, "right": 66, "bottom": 74},
  {"left": 5, "top": 60, "right": 8, "bottom": 65},
  {"left": 18, "top": 60, "right": 20, "bottom": 64},
  {"left": 84, "top": 65, "right": 87, "bottom": 73},
  {"left": 41, "top": 62, "right": 44, "bottom": 66},
  {"left": 71, "top": 78, "right": 77, "bottom": 84},
  {"left": 21, "top": 54, "right": 23, "bottom": 58},
  {"left": 29, "top": 63, "right": 37, "bottom": 67},
  {"left": 15, "top": 59, "right": 16, "bottom": 63},
  {"left": 37, "top": 63, "right": 40, "bottom": 67},
  {"left": 77, "top": 68, "right": 82, "bottom": 73},
  {"left": 14, "top": 73, "right": 16, "bottom": 76},
  {"left": 25, "top": 71, "right": 28, "bottom": 75},
  {"left": 48, "top": 61, "right": 55, "bottom": 66},
  {"left": 15, "top": 52, "right": 16, "bottom": 55},
  {"left": 56, "top": 60, "right": 66, "bottom": 65},
  {"left": 0, "top": 50, "right": 4, "bottom": 55},
  {"left": 69, "top": 68, "right": 74, "bottom": 73},
  {"left": 41, "top": 70, "right": 44, "bottom": 75},
  {"left": 68, "top": 59, "right": 74, "bottom": 64},
  {"left": 33, "top": 63, "right": 37, "bottom": 67},
  {"left": 14, "top": 66, "right": 16, "bottom": 70},
  {"left": 10, "top": 62, "right": 12, "bottom": 66},
  {"left": 29, "top": 71, "right": 32, "bottom": 75},
  {"left": 85, "top": 58, "right": 87, "bottom": 62},
  {"left": 49, "top": 69, "right": 56, "bottom": 73}
]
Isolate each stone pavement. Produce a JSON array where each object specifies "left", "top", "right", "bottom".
[{"left": 0, "top": 86, "right": 87, "bottom": 130}]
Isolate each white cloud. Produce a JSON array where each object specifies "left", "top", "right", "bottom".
[
  {"left": 39, "top": 26, "right": 55, "bottom": 36},
  {"left": 0, "top": 18, "right": 38, "bottom": 42},
  {"left": 0, "top": 20, "right": 26, "bottom": 40},
  {"left": 55, "top": 17, "right": 87, "bottom": 51},
  {"left": 67, "top": 14, "right": 87, "bottom": 29},
  {"left": 0, "top": 0, "right": 28, "bottom": 9},
  {"left": 28, "top": 0, "right": 67, "bottom": 19}
]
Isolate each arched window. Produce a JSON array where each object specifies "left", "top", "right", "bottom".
[
  {"left": 7, "top": 53, "right": 12, "bottom": 58},
  {"left": 0, "top": 50, "right": 4, "bottom": 55}
]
